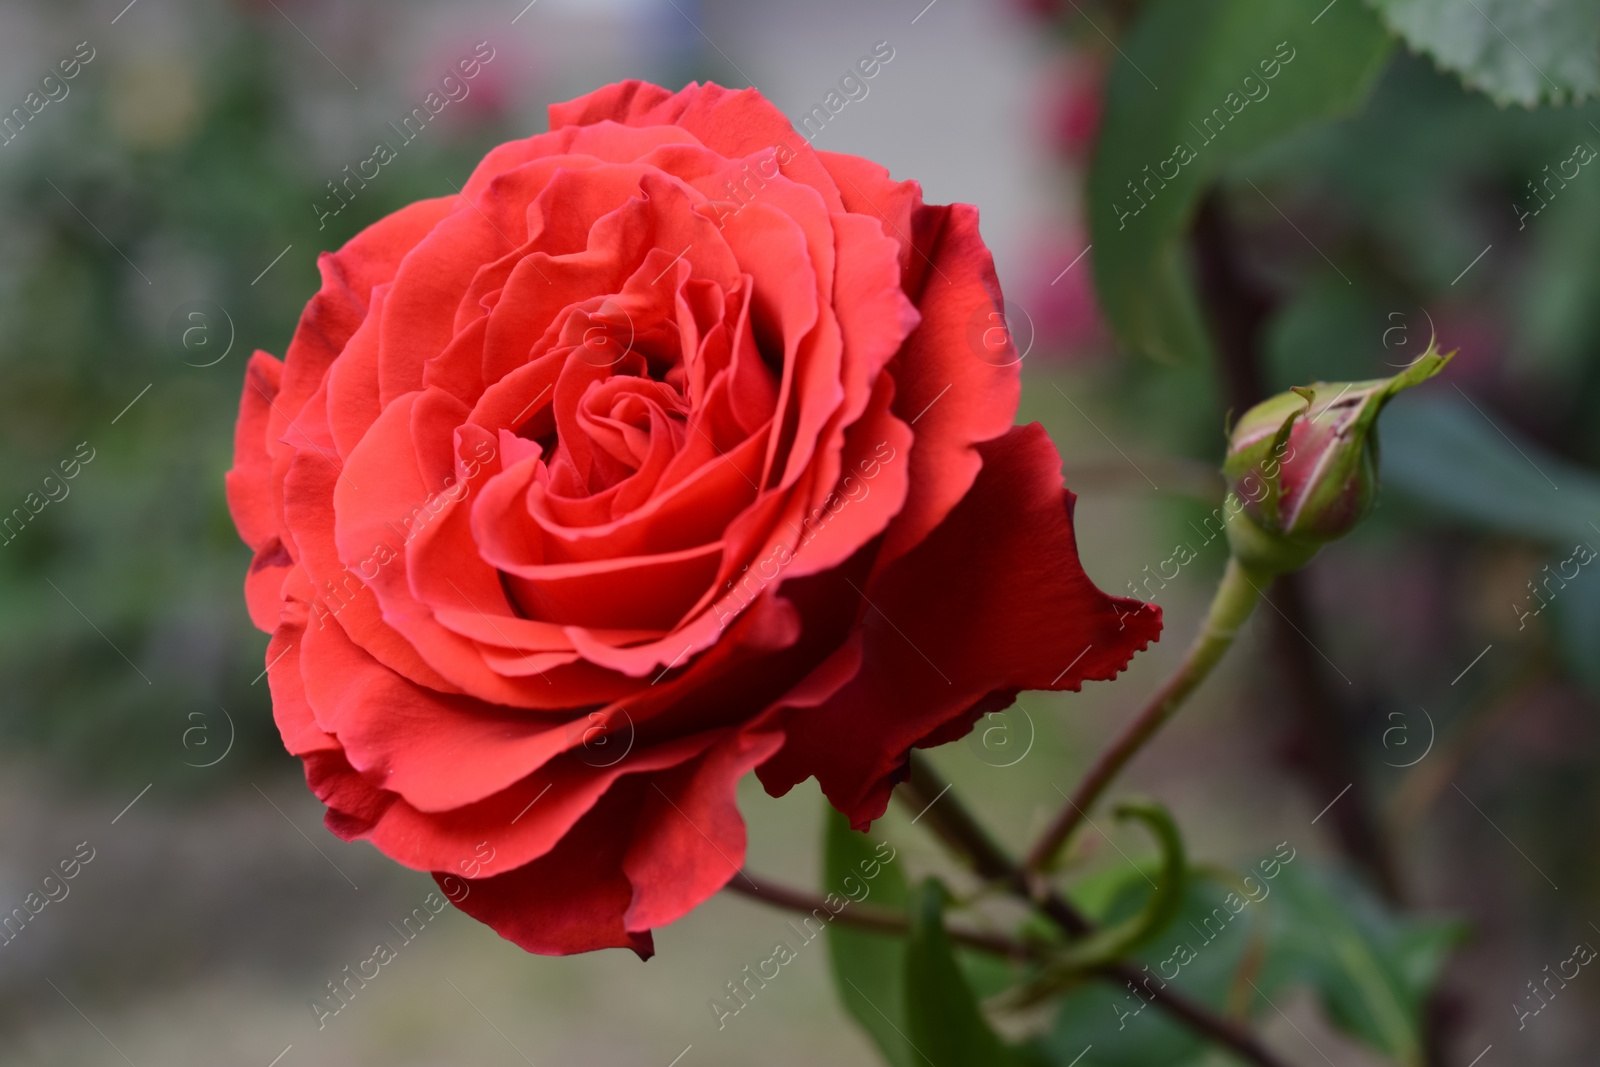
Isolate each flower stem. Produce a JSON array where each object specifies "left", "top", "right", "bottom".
[
  {"left": 1026, "top": 555, "right": 1266, "bottom": 874},
  {"left": 904, "top": 752, "right": 1092, "bottom": 934},
  {"left": 724, "top": 870, "right": 1040, "bottom": 960},
  {"left": 898, "top": 755, "right": 1292, "bottom": 1067}
]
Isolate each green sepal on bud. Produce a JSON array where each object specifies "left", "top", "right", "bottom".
[{"left": 1222, "top": 342, "right": 1453, "bottom": 576}]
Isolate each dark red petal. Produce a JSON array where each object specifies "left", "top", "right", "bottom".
[
  {"left": 756, "top": 424, "right": 1162, "bottom": 826},
  {"left": 622, "top": 720, "right": 784, "bottom": 931},
  {"left": 821, "top": 153, "right": 1022, "bottom": 569},
  {"left": 440, "top": 778, "right": 655, "bottom": 958},
  {"left": 333, "top": 730, "right": 722, "bottom": 874}
]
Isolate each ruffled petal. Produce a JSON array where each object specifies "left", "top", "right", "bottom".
[
  {"left": 757, "top": 424, "right": 1162, "bottom": 826},
  {"left": 439, "top": 778, "right": 656, "bottom": 958}
]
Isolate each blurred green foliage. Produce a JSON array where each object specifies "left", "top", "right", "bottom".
[
  {"left": 0, "top": 14, "right": 517, "bottom": 785},
  {"left": 1046, "top": 859, "right": 1462, "bottom": 1067},
  {"left": 1365, "top": 0, "right": 1600, "bottom": 108},
  {"left": 2, "top": 1, "right": 1598, "bottom": 1062}
]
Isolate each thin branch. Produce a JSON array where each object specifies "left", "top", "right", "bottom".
[
  {"left": 1027, "top": 557, "right": 1263, "bottom": 872},
  {"left": 724, "top": 871, "right": 1041, "bottom": 961},
  {"left": 901, "top": 754, "right": 1294, "bottom": 1067},
  {"left": 906, "top": 748, "right": 1089, "bottom": 933}
]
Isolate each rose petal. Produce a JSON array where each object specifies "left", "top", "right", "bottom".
[
  {"left": 757, "top": 424, "right": 1162, "bottom": 826},
  {"left": 439, "top": 779, "right": 655, "bottom": 959},
  {"left": 623, "top": 720, "right": 784, "bottom": 930}
]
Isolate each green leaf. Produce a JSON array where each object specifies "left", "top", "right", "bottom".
[
  {"left": 1265, "top": 278, "right": 1392, "bottom": 389},
  {"left": 1260, "top": 864, "right": 1467, "bottom": 1066},
  {"left": 1364, "top": 0, "right": 1600, "bottom": 107},
  {"left": 1049, "top": 995, "right": 1208, "bottom": 1067},
  {"left": 904, "top": 879, "right": 1046, "bottom": 1067},
  {"left": 1013, "top": 799, "right": 1189, "bottom": 1007},
  {"left": 1551, "top": 572, "right": 1600, "bottom": 695},
  {"left": 1517, "top": 170, "right": 1600, "bottom": 375},
  {"left": 1047, "top": 868, "right": 1265, "bottom": 1067},
  {"left": 1047, "top": 853, "right": 1462, "bottom": 1067},
  {"left": 1059, "top": 800, "right": 1188, "bottom": 966},
  {"left": 823, "top": 809, "right": 915, "bottom": 1067},
  {"left": 1380, "top": 393, "right": 1600, "bottom": 543},
  {"left": 1088, "top": 0, "right": 1392, "bottom": 362},
  {"left": 1063, "top": 859, "right": 1167, "bottom": 922}
]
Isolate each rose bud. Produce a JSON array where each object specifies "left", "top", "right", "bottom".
[{"left": 1222, "top": 345, "right": 1452, "bottom": 575}]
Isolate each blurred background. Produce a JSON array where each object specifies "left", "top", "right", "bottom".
[{"left": 0, "top": 0, "right": 1597, "bottom": 1064}]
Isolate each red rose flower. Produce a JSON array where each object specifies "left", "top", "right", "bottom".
[{"left": 227, "top": 80, "right": 1160, "bottom": 958}]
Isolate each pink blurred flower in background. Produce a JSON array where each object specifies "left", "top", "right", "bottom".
[
  {"left": 1045, "top": 54, "right": 1106, "bottom": 164},
  {"left": 1018, "top": 226, "right": 1109, "bottom": 361},
  {"left": 1010, "top": 50, "right": 1112, "bottom": 362},
  {"left": 420, "top": 38, "right": 517, "bottom": 126}
]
